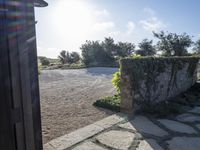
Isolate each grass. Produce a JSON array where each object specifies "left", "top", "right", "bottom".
[{"left": 93, "top": 94, "right": 121, "bottom": 112}]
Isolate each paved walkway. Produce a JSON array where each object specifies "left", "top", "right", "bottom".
[{"left": 44, "top": 106, "right": 200, "bottom": 150}]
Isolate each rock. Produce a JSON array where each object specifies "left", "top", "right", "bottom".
[
  {"left": 167, "top": 137, "right": 200, "bottom": 150},
  {"left": 137, "top": 139, "right": 163, "bottom": 150},
  {"left": 72, "top": 142, "right": 106, "bottom": 150},
  {"left": 48, "top": 124, "right": 104, "bottom": 150},
  {"left": 118, "top": 122, "right": 136, "bottom": 131},
  {"left": 196, "top": 124, "right": 200, "bottom": 130},
  {"left": 158, "top": 119, "right": 197, "bottom": 134},
  {"left": 94, "top": 114, "right": 126, "bottom": 129},
  {"left": 176, "top": 113, "right": 200, "bottom": 122},
  {"left": 129, "top": 116, "right": 168, "bottom": 137},
  {"left": 43, "top": 143, "right": 55, "bottom": 150},
  {"left": 96, "top": 130, "right": 135, "bottom": 150},
  {"left": 188, "top": 107, "right": 200, "bottom": 114}
]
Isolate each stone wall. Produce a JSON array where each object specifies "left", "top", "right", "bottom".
[{"left": 120, "top": 57, "right": 199, "bottom": 114}]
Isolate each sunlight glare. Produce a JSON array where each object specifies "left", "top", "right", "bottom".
[{"left": 51, "top": 0, "right": 94, "bottom": 40}]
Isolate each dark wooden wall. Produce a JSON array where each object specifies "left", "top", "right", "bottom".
[{"left": 0, "top": 0, "right": 43, "bottom": 150}]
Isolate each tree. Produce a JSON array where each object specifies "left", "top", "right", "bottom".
[
  {"left": 80, "top": 38, "right": 134, "bottom": 66},
  {"left": 117, "top": 42, "right": 135, "bottom": 57},
  {"left": 39, "top": 56, "right": 50, "bottom": 66},
  {"left": 58, "top": 50, "right": 71, "bottom": 64},
  {"left": 153, "top": 31, "right": 193, "bottom": 56},
  {"left": 102, "top": 37, "right": 118, "bottom": 57},
  {"left": 81, "top": 40, "right": 114, "bottom": 66},
  {"left": 136, "top": 39, "right": 156, "bottom": 56},
  {"left": 193, "top": 39, "right": 200, "bottom": 54},
  {"left": 70, "top": 52, "right": 80, "bottom": 63}
]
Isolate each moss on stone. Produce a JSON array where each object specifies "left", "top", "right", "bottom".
[{"left": 120, "top": 56, "right": 200, "bottom": 108}]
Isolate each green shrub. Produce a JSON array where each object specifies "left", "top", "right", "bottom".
[
  {"left": 39, "top": 56, "right": 50, "bottom": 66},
  {"left": 93, "top": 95, "right": 121, "bottom": 112},
  {"left": 112, "top": 71, "right": 121, "bottom": 93},
  {"left": 131, "top": 54, "right": 142, "bottom": 59}
]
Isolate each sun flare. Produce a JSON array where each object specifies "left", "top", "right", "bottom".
[{"left": 51, "top": 0, "right": 94, "bottom": 39}]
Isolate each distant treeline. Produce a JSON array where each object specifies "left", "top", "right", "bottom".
[{"left": 39, "top": 31, "right": 200, "bottom": 67}]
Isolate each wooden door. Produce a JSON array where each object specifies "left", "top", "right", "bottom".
[{"left": 0, "top": 0, "right": 43, "bottom": 149}]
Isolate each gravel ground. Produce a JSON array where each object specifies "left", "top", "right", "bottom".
[{"left": 39, "top": 67, "right": 118, "bottom": 144}]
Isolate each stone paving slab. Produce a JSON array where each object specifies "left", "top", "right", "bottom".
[
  {"left": 72, "top": 141, "right": 106, "bottom": 150},
  {"left": 43, "top": 143, "right": 55, "bottom": 150},
  {"left": 167, "top": 137, "right": 200, "bottom": 150},
  {"left": 46, "top": 124, "right": 103, "bottom": 150},
  {"left": 96, "top": 130, "right": 135, "bottom": 150},
  {"left": 94, "top": 113, "right": 126, "bottom": 129},
  {"left": 188, "top": 107, "right": 200, "bottom": 114},
  {"left": 136, "top": 139, "right": 163, "bottom": 150},
  {"left": 118, "top": 122, "right": 136, "bottom": 131},
  {"left": 127, "top": 116, "right": 168, "bottom": 137},
  {"left": 44, "top": 114, "right": 126, "bottom": 150},
  {"left": 158, "top": 119, "right": 197, "bottom": 134},
  {"left": 44, "top": 109, "right": 200, "bottom": 150},
  {"left": 196, "top": 124, "right": 200, "bottom": 130},
  {"left": 176, "top": 113, "right": 200, "bottom": 122}
]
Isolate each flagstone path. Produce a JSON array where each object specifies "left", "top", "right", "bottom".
[{"left": 44, "top": 106, "right": 200, "bottom": 150}]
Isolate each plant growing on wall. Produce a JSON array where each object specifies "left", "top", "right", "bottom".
[{"left": 112, "top": 71, "right": 121, "bottom": 93}]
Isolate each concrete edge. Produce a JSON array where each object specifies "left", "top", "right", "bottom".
[{"left": 44, "top": 113, "right": 127, "bottom": 150}]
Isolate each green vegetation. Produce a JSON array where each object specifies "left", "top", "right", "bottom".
[
  {"left": 120, "top": 56, "right": 199, "bottom": 104},
  {"left": 38, "top": 56, "right": 50, "bottom": 66},
  {"left": 38, "top": 31, "right": 200, "bottom": 71},
  {"left": 135, "top": 39, "right": 156, "bottom": 56},
  {"left": 81, "top": 37, "right": 135, "bottom": 67},
  {"left": 94, "top": 83, "right": 200, "bottom": 118},
  {"left": 112, "top": 71, "right": 121, "bottom": 93},
  {"left": 153, "top": 31, "right": 193, "bottom": 56},
  {"left": 93, "top": 94, "right": 121, "bottom": 112},
  {"left": 193, "top": 39, "right": 200, "bottom": 54},
  {"left": 94, "top": 56, "right": 200, "bottom": 116},
  {"left": 58, "top": 50, "right": 80, "bottom": 64}
]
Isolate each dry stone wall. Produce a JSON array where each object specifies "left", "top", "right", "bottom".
[{"left": 120, "top": 57, "right": 199, "bottom": 113}]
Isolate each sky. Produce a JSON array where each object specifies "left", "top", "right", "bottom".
[{"left": 35, "top": 0, "right": 200, "bottom": 58}]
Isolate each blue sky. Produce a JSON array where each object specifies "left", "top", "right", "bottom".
[{"left": 35, "top": 0, "right": 200, "bottom": 58}]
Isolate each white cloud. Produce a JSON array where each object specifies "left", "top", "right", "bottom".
[
  {"left": 93, "top": 21, "right": 115, "bottom": 31},
  {"left": 144, "top": 7, "right": 155, "bottom": 16},
  {"left": 126, "top": 21, "right": 135, "bottom": 34},
  {"left": 139, "top": 17, "right": 166, "bottom": 32},
  {"left": 108, "top": 31, "right": 121, "bottom": 36},
  {"left": 94, "top": 9, "right": 110, "bottom": 16},
  {"left": 140, "top": 7, "right": 167, "bottom": 32}
]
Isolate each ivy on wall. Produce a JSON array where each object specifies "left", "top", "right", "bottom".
[{"left": 120, "top": 56, "right": 199, "bottom": 108}]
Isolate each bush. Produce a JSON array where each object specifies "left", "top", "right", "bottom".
[
  {"left": 93, "top": 95, "right": 121, "bottom": 112},
  {"left": 39, "top": 57, "right": 50, "bottom": 66},
  {"left": 112, "top": 71, "right": 121, "bottom": 93}
]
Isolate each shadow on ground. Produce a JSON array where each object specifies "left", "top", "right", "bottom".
[{"left": 86, "top": 67, "right": 118, "bottom": 76}]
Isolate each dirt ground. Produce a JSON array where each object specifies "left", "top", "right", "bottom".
[{"left": 39, "top": 67, "right": 118, "bottom": 144}]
